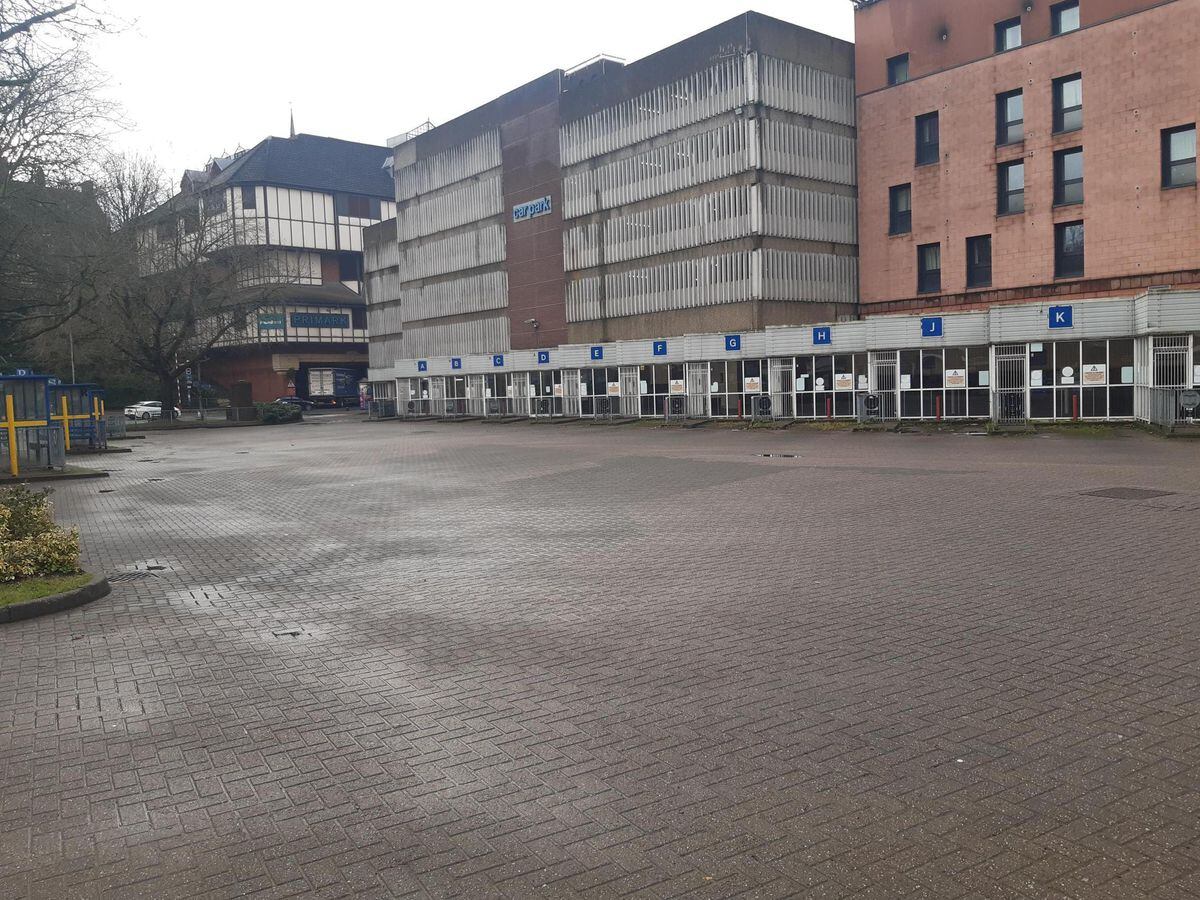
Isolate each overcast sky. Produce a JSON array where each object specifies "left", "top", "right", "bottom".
[{"left": 92, "top": 1, "right": 854, "bottom": 177}]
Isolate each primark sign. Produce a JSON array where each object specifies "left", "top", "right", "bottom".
[{"left": 512, "top": 195, "right": 552, "bottom": 223}]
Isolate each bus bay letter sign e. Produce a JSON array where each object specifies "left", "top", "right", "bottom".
[{"left": 512, "top": 196, "right": 552, "bottom": 223}]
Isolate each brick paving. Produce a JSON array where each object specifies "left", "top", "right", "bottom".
[{"left": 2, "top": 416, "right": 1199, "bottom": 899}]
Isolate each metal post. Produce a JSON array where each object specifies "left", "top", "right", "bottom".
[
  {"left": 5, "top": 395, "right": 18, "bottom": 476},
  {"left": 60, "top": 395, "right": 71, "bottom": 451}
]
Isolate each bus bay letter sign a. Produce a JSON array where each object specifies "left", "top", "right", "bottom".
[{"left": 512, "top": 196, "right": 552, "bottom": 223}]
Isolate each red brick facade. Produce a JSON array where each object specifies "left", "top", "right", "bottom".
[{"left": 855, "top": 0, "right": 1200, "bottom": 314}]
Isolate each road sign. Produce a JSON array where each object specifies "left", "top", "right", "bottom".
[
  {"left": 492, "top": 354, "right": 504, "bottom": 367},
  {"left": 1049, "top": 306, "right": 1073, "bottom": 328},
  {"left": 725, "top": 335, "right": 741, "bottom": 351},
  {"left": 813, "top": 327, "right": 831, "bottom": 345},
  {"left": 921, "top": 317, "right": 943, "bottom": 337},
  {"left": 1181, "top": 390, "right": 1200, "bottom": 412},
  {"left": 417, "top": 360, "right": 428, "bottom": 372},
  {"left": 451, "top": 357, "right": 462, "bottom": 369}
]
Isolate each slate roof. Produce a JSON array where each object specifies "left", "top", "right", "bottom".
[{"left": 208, "top": 134, "right": 393, "bottom": 199}]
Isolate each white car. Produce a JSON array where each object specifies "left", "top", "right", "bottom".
[{"left": 124, "top": 401, "right": 181, "bottom": 421}]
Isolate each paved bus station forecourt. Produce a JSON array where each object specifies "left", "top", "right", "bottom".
[{"left": 2, "top": 419, "right": 1199, "bottom": 898}]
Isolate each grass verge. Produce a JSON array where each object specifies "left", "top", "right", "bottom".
[{"left": 0, "top": 573, "right": 92, "bottom": 608}]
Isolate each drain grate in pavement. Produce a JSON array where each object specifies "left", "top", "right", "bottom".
[
  {"left": 271, "top": 627, "right": 306, "bottom": 638},
  {"left": 759, "top": 453, "right": 800, "bottom": 459},
  {"left": 109, "top": 571, "right": 156, "bottom": 583},
  {"left": 1082, "top": 487, "right": 1176, "bottom": 501}
]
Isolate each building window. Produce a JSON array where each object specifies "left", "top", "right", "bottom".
[
  {"left": 338, "top": 252, "right": 361, "bottom": 282},
  {"left": 1053, "top": 74, "right": 1083, "bottom": 133},
  {"left": 1054, "top": 147, "right": 1084, "bottom": 205},
  {"left": 240, "top": 185, "right": 257, "bottom": 210},
  {"left": 997, "top": 160, "right": 1025, "bottom": 214},
  {"left": 995, "top": 17, "right": 1022, "bottom": 52},
  {"left": 1051, "top": 0, "right": 1080, "bottom": 35},
  {"left": 966, "top": 235, "right": 992, "bottom": 288},
  {"left": 351, "top": 307, "right": 366, "bottom": 329},
  {"left": 996, "top": 89, "right": 1024, "bottom": 145},
  {"left": 915, "top": 111, "right": 939, "bottom": 165},
  {"left": 917, "top": 243, "right": 941, "bottom": 294},
  {"left": 1055, "top": 220, "right": 1085, "bottom": 278},
  {"left": 889, "top": 184, "right": 912, "bottom": 234},
  {"left": 887, "top": 53, "right": 910, "bottom": 85},
  {"left": 204, "top": 190, "right": 226, "bottom": 215},
  {"left": 1162, "top": 125, "right": 1197, "bottom": 188}
]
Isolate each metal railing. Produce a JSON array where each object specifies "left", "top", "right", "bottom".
[{"left": 1144, "top": 387, "right": 1200, "bottom": 429}]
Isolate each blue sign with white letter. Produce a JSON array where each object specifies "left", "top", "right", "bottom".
[
  {"left": 537, "top": 351, "right": 550, "bottom": 365},
  {"left": 813, "top": 327, "right": 831, "bottom": 345},
  {"left": 451, "top": 357, "right": 462, "bottom": 370},
  {"left": 725, "top": 335, "right": 741, "bottom": 352},
  {"left": 512, "top": 195, "right": 553, "bottom": 223},
  {"left": 653, "top": 341, "right": 667, "bottom": 356},
  {"left": 492, "top": 354, "right": 504, "bottom": 367},
  {"left": 921, "top": 316, "right": 944, "bottom": 338},
  {"left": 1049, "top": 306, "right": 1073, "bottom": 329},
  {"left": 590, "top": 346, "right": 604, "bottom": 361},
  {"left": 417, "top": 360, "right": 428, "bottom": 372}
]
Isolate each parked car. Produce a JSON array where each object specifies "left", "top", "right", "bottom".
[
  {"left": 124, "top": 400, "right": 181, "bottom": 421},
  {"left": 273, "top": 396, "right": 315, "bottom": 410}
]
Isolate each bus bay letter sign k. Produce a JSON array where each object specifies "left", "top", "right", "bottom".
[{"left": 1049, "top": 306, "right": 1073, "bottom": 328}]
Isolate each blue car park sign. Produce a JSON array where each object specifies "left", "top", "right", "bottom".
[
  {"left": 537, "top": 351, "right": 550, "bottom": 364},
  {"left": 591, "top": 346, "right": 604, "bottom": 361},
  {"left": 813, "top": 327, "right": 831, "bottom": 345},
  {"left": 417, "top": 360, "right": 428, "bottom": 372},
  {"left": 921, "top": 316, "right": 944, "bottom": 338},
  {"left": 492, "top": 354, "right": 504, "bottom": 367},
  {"left": 725, "top": 335, "right": 741, "bottom": 351},
  {"left": 512, "top": 195, "right": 552, "bottom": 223},
  {"left": 653, "top": 340, "right": 667, "bottom": 356},
  {"left": 1049, "top": 305, "right": 1073, "bottom": 328},
  {"left": 451, "top": 357, "right": 462, "bottom": 370}
]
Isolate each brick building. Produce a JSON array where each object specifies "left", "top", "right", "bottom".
[{"left": 854, "top": 0, "right": 1200, "bottom": 315}]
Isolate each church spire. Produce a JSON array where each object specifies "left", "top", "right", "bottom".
[{"left": 289, "top": 103, "right": 296, "bottom": 139}]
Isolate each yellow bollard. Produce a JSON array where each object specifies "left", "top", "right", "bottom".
[
  {"left": 5, "top": 395, "right": 17, "bottom": 477},
  {"left": 60, "top": 395, "right": 71, "bottom": 451}
]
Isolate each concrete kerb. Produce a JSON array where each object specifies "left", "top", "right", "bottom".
[
  {"left": 0, "top": 574, "right": 111, "bottom": 624},
  {"left": 1, "top": 467, "right": 110, "bottom": 485}
]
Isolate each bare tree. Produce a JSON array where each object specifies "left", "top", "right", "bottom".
[{"left": 83, "top": 153, "right": 297, "bottom": 414}]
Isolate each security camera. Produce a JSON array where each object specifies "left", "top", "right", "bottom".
[{"left": 524, "top": 318, "right": 540, "bottom": 329}]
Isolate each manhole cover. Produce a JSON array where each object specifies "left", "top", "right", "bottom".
[{"left": 1082, "top": 488, "right": 1176, "bottom": 500}]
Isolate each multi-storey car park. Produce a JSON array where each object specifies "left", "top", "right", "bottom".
[{"left": 365, "top": 6, "right": 1200, "bottom": 427}]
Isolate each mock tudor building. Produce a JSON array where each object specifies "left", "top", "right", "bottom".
[{"left": 175, "top": 133, "right": 395, "bottom": 401}]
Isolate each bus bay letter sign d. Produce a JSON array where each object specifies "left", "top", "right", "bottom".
[
  {"left": 590, "top": 346, "right": 604, "bottom": 361},
  {"left": 1049, "top": 306, "right": 1073, "bottom": 329},
  {"left": 537, "top": 351, "right": 550, "bottom": 364}
]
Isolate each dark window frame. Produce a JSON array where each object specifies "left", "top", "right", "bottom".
[
  {"left": 917, "top": 242, "right": 942, "bottom": 294},
  {"left": 1053, "top": 73, "right": 1083, "bottom": 134},
  {"left": 915, "top": 111, "right": 940, "bottom": 166},
  {"left": 995, "top": 17, "right": 1022, "bottom": 53},
  {"left": 1162, "top": 124, "right": 1197, "bottom": 189},
  {"left": 887, "top": 53, "right": 910, "bottom": 86},
  {"left": 966, "top": 235, "right": 992, "bottom": 288},
  {"left": 1054, "top": 146, "right": 1084, "bottom": 205},
  {"left": 889, "top": 183, "right": 912, "bottom": 235},
  {"left": 996, "top": 89, "right": 1024, "bottom": 145},
  {"left": 1055, "top": 220, "right": 1085, "bottom": 279},
  {"left": 997, "top": 160, "right": 1025, "bottom": 215},
  {"left": 240, "top": 185, "right": 257, "bottom": 210},
  {"left": 1051, "top": 0, "right": 1081, "bottom": 35}
]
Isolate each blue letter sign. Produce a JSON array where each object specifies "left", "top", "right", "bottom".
[
  {"left": 451, "top": 357, "right": 462, "bottom": 370},
  {"left": 590, "top": 346, "right": 604, "bottom": 361},
  {"left": 492, "top": 354, "right": 504, "bottom": 367},
  {"left": 725, "top": 335, "right": 741, "bottom": 352},
  {"left": 1049, "top": 306, "right": 1073, "bottom": 329},
  {"left": 537, "top": 351, "right": 550, "bottom": 365},
  {"left": 653, "top": 340, "right": 667, "bottom": 356},
  {"left": 921, "top": 316, "right": 944, "bottom": 338},
  {"left": 813, "top": 327, "right": 831, "bottom": 345},
  {"left": 417, "top": 360, "right": 428, "bottom": 372}
]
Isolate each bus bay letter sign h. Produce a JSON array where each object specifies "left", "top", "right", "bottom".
[{"left": 813, "top": 327, "right": 831, "bottom": 345}]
